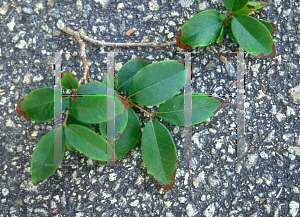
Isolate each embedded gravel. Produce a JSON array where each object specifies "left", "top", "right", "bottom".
[{"left": 0, "top": 0, "right": 300, "bottom": 216}]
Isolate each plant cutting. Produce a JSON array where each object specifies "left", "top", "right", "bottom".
[{"left": 16, "top": 0, "right": 276, "bottom": 189}]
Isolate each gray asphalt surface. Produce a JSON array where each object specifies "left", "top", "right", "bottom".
[{"left": 0, "top": 0, "right": 300, "bottom": 216}]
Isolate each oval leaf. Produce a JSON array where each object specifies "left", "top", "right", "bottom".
[
  {"left": 156, "top": 94, "right": 227, "bottom": 126},
  {"left": 223, "top": 0, "right": 248, "bottom": 12},
  {"left": 61, "top": 71, "right": 79, "bottom": 89},
  {"left": 177, "top": 10, "right": 223, "bottom": 49},
  {"left": 128, "top": 60, "right": 186, "bottom": 106},
  {"left": 116, "top": 57, "right": 148, "bottom": 93},
  {"left": 114, "top": 107, "right": 141, "bottom": 160},
  {"left": 16, "top": 87, "right": 69, "bottom": 122},
  {"left": 233, "top": 1, "right": 270, "bottom": 16},
  {"left": 100, "top": 109, "right": 129, "bottom": 141},
  {"left": 256, "top": 19, "right": 276, "bottom": 35},
  {"left": 141, "top": 119, "right": 177, "bottom": 189},
  {"left": 231, "top": 14, "right": 275, "bottom": 58},
  {"left": 64, "top": 124, "right": 113, "bottom": 161},
  {"left": 68, "top": 82, "right": 127, "bottom": 123},
  {"left": 31, "top": 128, "right": 65, "bottom": 185}
]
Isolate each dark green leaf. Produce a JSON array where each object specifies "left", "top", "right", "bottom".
[
  {"left": 156, "top": 94, "right": 227, "bottom": 126},
  {"left": 16, "top": 87, "right": 69, "bottom": 122},
  {"left": 216, "top": 25, "right": 225, "bottom": 43},
  {"left": 67, "top": 114, "right": 93, "bottom": 130},
  {"left": 226, "top": 21, "right": 238, "bottom": 43},
  {"left": 128, "top": 60, "right": 187, "bottom": 106},
  {"left": 102, "top": 72, "right": 118, "bottom": 89},
  {"left": 256, "top": 19, "right": 276, "bottom": 35},
  {"left": 141, "top": 119, "right": 177, "bottom": 190},
  {"left": 116, "top": 57, "right": 148, "bottom": 93},
  {"left": 100, "top": 109, "right": 129, "bottom": 141},
  {"left": 31, "top": 128, "right": 65, "bottom": 185},
  {"left": 114, "top": 107, "right": 141, "bottom": 160},
  {"left": 177, "top": 10, "right": 223, "bottom": 49},
  {"left": 64, "top": 124, "right": 113, "bottom": 161},
  {"left": 61, "top": 71, "right": 79, "bottom": 89},
  {"left": 68, "top": 82, "right": 128, "bottom": 123},
  {"left": 233, "top": 1, "right": 270, "bottom": 15},
  {"left": 223, "top": 0, "right": 248, "bottom": 12},
  {"left": 231, "top": 14, "right": 276, "bottom": 58}
]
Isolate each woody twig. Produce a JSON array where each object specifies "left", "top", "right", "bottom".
[{"left": 60, "top": 27, "right": 177, "bottom": 48}]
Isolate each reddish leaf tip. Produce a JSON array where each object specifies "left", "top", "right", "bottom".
[
  {"left": 214, "top": 97, "right": 227, "bottom": 115},
  {"left": 270, "top": 22, "right": 276, "bottom": 35},
  {"left": 61, "top": 70, "right": 76, "bottom": 79},
  {"left": 32, "top": 180, "right": 44, "bottom": 185},
  {"left": 257, "top": 43, "right": 276, "bottom": 58},
  {"left": 152, "top": 159, "right": 178, "bottom": 190},
  {"left": 176, "top": 29, "right": 193, "bottom": 49},
  {"left": 16, "top": 98, "right": 31, "bottom": 121}
]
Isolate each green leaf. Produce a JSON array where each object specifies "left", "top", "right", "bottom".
[
  {"left": 177, "top": 10, "right": 223, "bottom": 49},
  {"left": 231, "top": 14, "right": 276, "bottom": 58},
  {"left": 141, "top": 119, "right": 177, "bottom": 190},
  {"left": 114, "top": 107, "right": 141, "bottom": 160},
  {"left": 216, "top": 25, "right": 225, "bottom": 43},
  {"left": 233, "top": 1, "right": 270, "bottom": 16},
  {"left": 256, "top": 19, "right": 276, "bottom": 35},
  {"left": 68, "top": 82, "right": 127, "bottom": 123},
  {"left": 31, "top": 128, "right": 65, "bottom": 185},
  {"left": 64, "top": 124, "right": 113, "bottom": 161},
  {"left": 116, "top": 57, "right": 148, "bottom": 93},
  {"left": 226, "top": 21, "right": 238, "bottom": 43},
  {"left": 223, "top": 0, "right": 248, "bottom": 12},
  {"left": 219, "top": 13, "right": 227, "bottom": 23},
  {"left": 61, "top": 71, "right": 79, "bottom": 89},
  {"left": 102, "top": 72, "right": 118, "bottom": 89},
  {"left": 128, "top": 60, "right": 187, "bottom": 106},
  {"left": 100, "top": 109, "right": 129, "bottom": 141},
  {"left": 156, "top": 94, "right": 227, "bottom": 126},
  {"left": 16, "top": 87, "right": 69, "bottom": 122}
]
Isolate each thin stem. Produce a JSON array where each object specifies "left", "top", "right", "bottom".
[
  {"left": 223, "top": 12, "right": 233, "bottom": 26},
  {"left": 61, "top": 27, "right": 177, "bottom": 48},
  {"left": 61, "top": 110, "right": 69, "bottom": 128},
  {"left": 118, "top": 95, "right": 155, "bottom": 118},
  {"left": 63, "top": 27, "right": 91, "bottom": 85}
]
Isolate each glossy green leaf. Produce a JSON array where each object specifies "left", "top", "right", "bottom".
[
  {"left": 256, "top": 19, "right": 276, "bottom": 35},
  {"left": 64, "top": 124, "right": 113, "bottom": 161},
  {"left": 231, "top": 14, "right": 276, "bottom": 58},
  {"left": 16, "top": 87, "right": 69, "bottom": 122},
  {"left": 31, "top": 128, "right": 65, "bottom": 185},
  {"left": 226, "top": 21, "right": 238, "bottom": 43},
  {"left": 100, "top": 109, "right": 128, "bottom": 141},
  {"left": 233, "top": 1, "right": 270, "bottom": 15},
  {"left": 156, "top": 94, "right": 227, "bottom": 126},
  {"left": 216, "top": 25, "right": 225, "bottom": 43},
  {"left": 128, "top": 60, "right": 187, "bottom": 106},
  {"left": 141, "top": 119, "right": 177, "bottom": 190},
  {"left": 114, "top": 107, "right": 141, "bottom": 160},
  {"left": 102, "top": 72, "right": 118, "bottom": 89},
  {"left": 68, "top": 82, "right": 127, "bottom": 123},
  {"left": 177, "top": 10, "right": 223, "bottom": 49},
  {"left": 61, "top": 71, "right": 79, "bottom": 89},
  {"left": 223, "top": 0, "right": 248, "bottom": 12},
  {"left": 116, "top": 57, "right": 148, "bottom": 93}
]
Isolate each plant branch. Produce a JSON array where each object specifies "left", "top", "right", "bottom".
[
  {"left": 223, "top": 12, "right": 233, "bottom": 26},
  {"left": 60, "top": 27, "right": 177, "bottom": 48},
  {"left": 62, "top": 27, "right": 93, "bottom": 85},
  {"left": 118, "top": 94, "right": 155, "bottom": 118}
]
